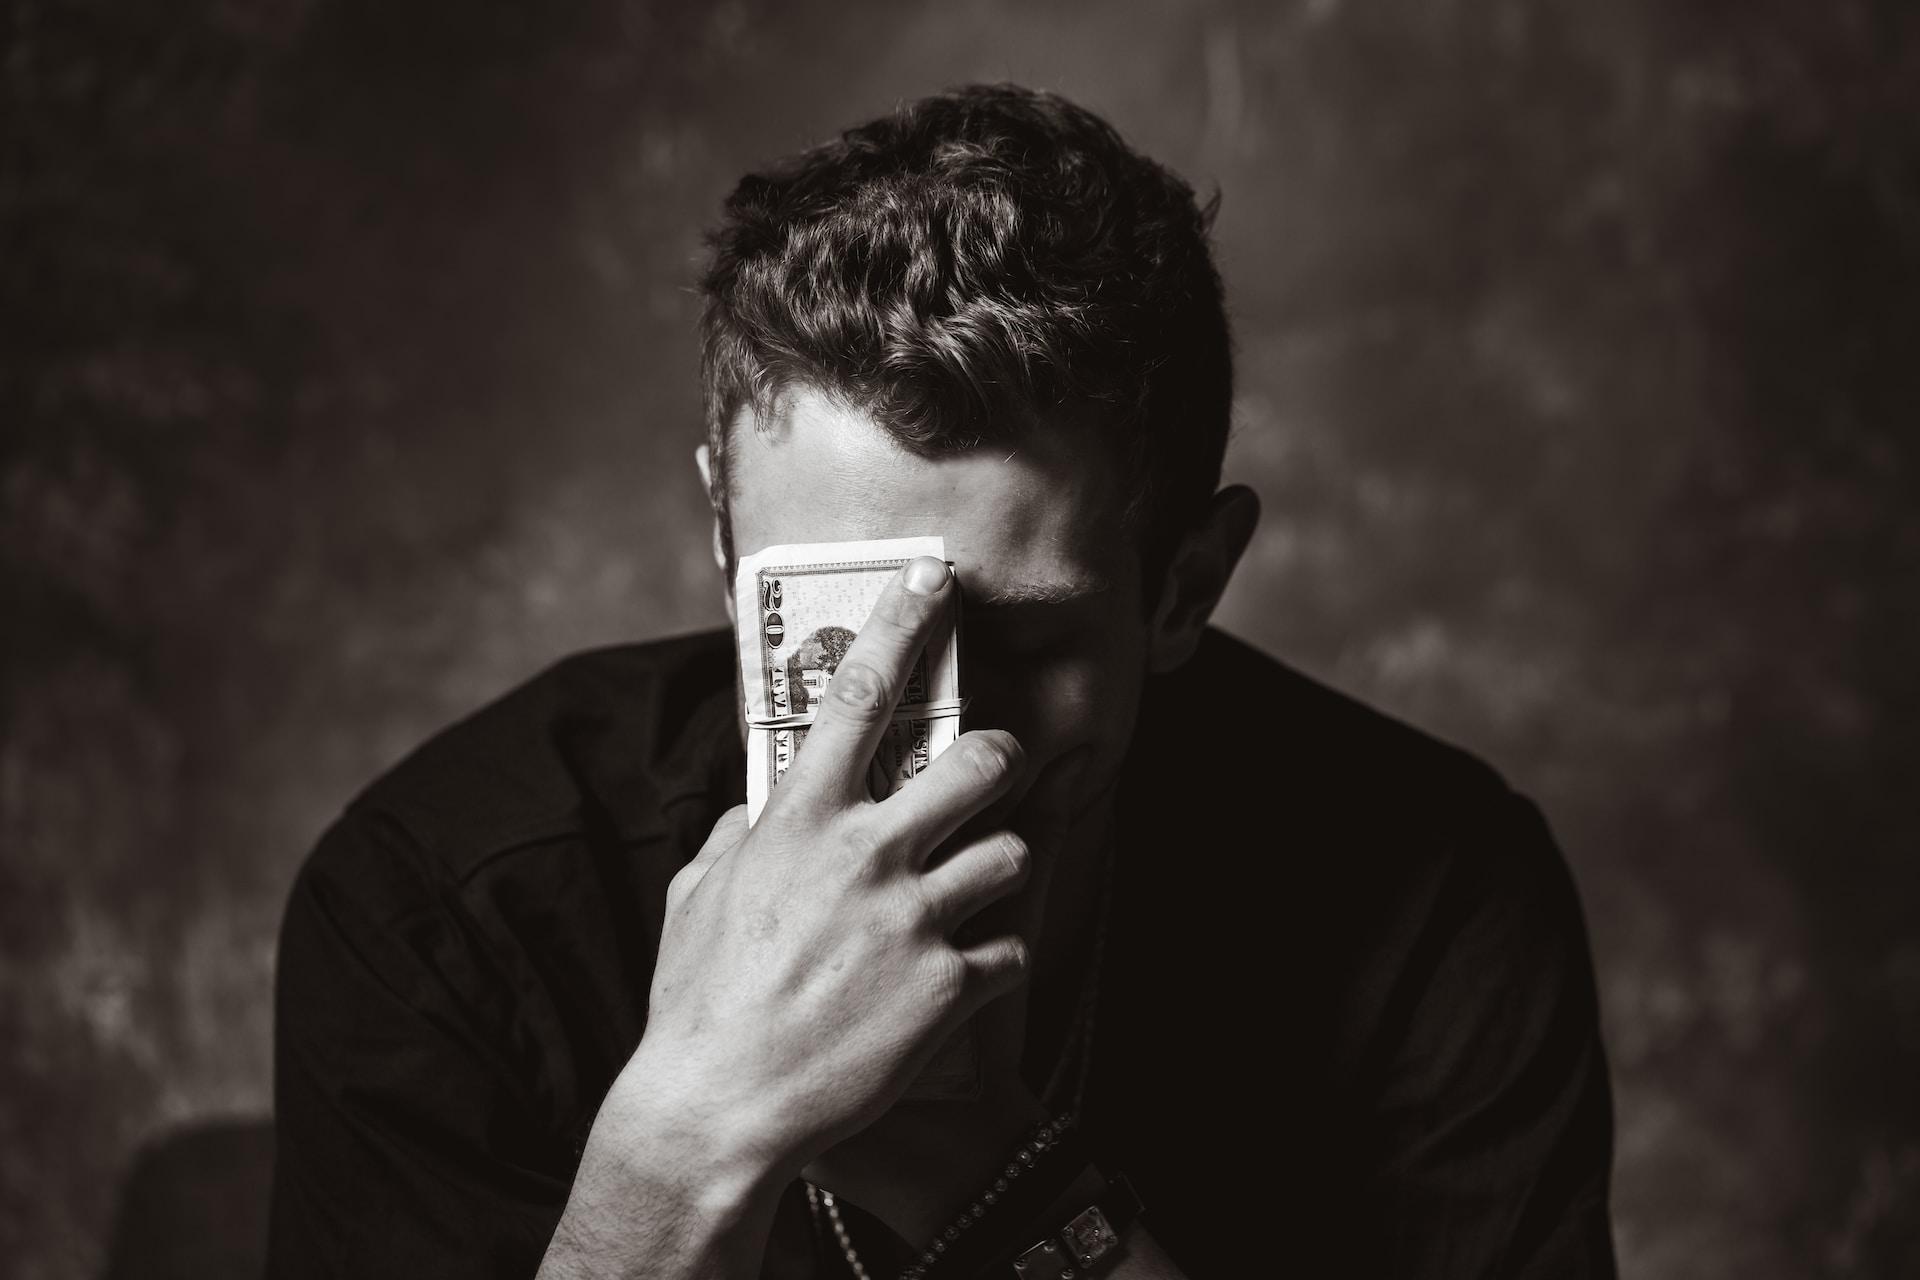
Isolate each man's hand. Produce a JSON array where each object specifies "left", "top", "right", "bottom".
[
  {"left": 542, "top": 556, "right": 1036, "bottom": 1277},
  {"left": 801, "top": 763, "right": 1080, "bottom": 1244}
]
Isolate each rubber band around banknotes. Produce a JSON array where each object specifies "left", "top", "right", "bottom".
[{"left": 745, "top": 696, "right": 968, "bottom": 732}]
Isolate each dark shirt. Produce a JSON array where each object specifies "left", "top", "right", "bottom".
[{"left": 267, "top": 628, "right": 1615, "bottom": 1278}]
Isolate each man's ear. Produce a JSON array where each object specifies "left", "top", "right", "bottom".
[
  {"left": 1145, "top": 485, "right": 1261, "bottom": 673},
  {"left": 694, "top": 444, "right": 734, "bottom": 625}
]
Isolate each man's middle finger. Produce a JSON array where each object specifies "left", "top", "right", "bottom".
[{"left": 786, "top": 555, "right": 954, "bottom": 807}]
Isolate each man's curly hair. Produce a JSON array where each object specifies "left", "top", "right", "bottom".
[{"left": 698, "top": 83, "right": 1233, "bottom": 584}]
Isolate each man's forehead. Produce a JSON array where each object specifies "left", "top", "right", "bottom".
[{"left": 726, "top": 388, "right": 1126, "bottom": 590}]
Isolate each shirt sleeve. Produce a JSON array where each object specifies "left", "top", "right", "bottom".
[
  {"left": 1361, "top": 791, "right": 1617, "bottom": 1279},
  {"left": 266, "top": 806, "right": 571, "bottom": 1279}
]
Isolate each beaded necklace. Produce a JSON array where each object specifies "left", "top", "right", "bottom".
[{"left": 807, "top": 850, "right": 1113, "bottom": 1280}]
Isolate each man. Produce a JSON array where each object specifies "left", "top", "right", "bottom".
[{"left": 268, "top": 85, "right": 1615, "bottom": 1277}]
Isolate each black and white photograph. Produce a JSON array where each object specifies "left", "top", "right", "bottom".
[{"left": 3, "top": 2, "right": 1917, "bottom": 1277}]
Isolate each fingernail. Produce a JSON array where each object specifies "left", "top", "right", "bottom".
[{"left": 904, "top": 557, "right": 950, "bottom": 595}]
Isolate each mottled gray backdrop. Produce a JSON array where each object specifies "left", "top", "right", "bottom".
[{"left": 4, "top": 1, "right": 1918, "bottom": 1276}]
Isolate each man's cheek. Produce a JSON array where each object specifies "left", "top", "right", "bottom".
[
  {"left": 962, "top": 661, "right": 1060, "bottom": 746},
  {"left": 1033, "top": 657, "right": 1121, "bottom": 748},
  {"left": 965, "top": 647, "right": 1130, "bottom": 755}
]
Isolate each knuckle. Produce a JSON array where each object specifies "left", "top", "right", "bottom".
[
  {"left": 993, "top": 936, "right": 1032, "bottom": 979},
  {"left": 959, "top": 732, "right": 1023, "bottom": 788},
  {"left": 827, "top": 660, "right": 890, "bottom": 717},
  {"left": 926, "top": 947, "right": 970, "bottom": 1003},
  {"left": 665, "top": 860, "right": 704, "bottom": 913},
  {"left": 992, "top": 831, "right": 1031, "bottom": 882},
  {"left": 839, "top": 820, "right": 889, "bottom": 873},
  {"left": 898, "top": 878, "right": 939, "bottom": 931},
  {"left": 695, "top": 803, "right": 745, "bottom": 847}
]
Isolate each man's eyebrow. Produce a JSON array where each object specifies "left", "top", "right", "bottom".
[{"left": 964, "top": 576, "right": 1113, "bottom": 607}]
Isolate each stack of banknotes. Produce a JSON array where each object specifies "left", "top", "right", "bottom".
[
  {"left": 734, "top": 536, "right": 978, "bottom": 1098},
  {"left": 734, "top": 536, "right": 964, "bottom": 824}
]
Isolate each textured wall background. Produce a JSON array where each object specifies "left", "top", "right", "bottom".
[{"left": 4, "top": 1, "right": 1917, "bottom": 1276}]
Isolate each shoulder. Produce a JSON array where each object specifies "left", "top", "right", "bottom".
[
  {"left": 276, "top": 632, "right": 739, "bottom": 1126},
  {"left": 310, "top": 629, "right": 737, "bottom": 902},
  {"left": 1112, "top": 633, "right": 1611, "bottom": 1266},
  {"left": 1131, "top": 625, "right": 1606, "bottom": 1096},
  {"left": 1141, "top": 627, "right": 1517, "bottom": 835},
  {"left": 1133, "top": 629, "right": 1591, "bottom": 981}
]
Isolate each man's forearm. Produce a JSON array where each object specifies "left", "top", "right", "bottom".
[
  {"left": 537, "top": 1088, "right": 787, "bottom": 1280},
  {"left": 539, "top": 1090, "right": 1192, "bottom": 1280}
]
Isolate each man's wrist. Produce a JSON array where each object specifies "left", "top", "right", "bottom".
[
  {"left": 541, "top": 1080, "right": 789, "bottom": 1279},
  {"left": 598, "top": 1059, "right": 796, "bottom": 1204}
]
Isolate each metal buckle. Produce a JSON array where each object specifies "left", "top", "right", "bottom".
[
  {"left": 1011, "top": 1204, "right": 1121, "bottom": 1278},
  {"left": 1060, "top": 1204, "right": 1121, "bottom": 1269}
]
